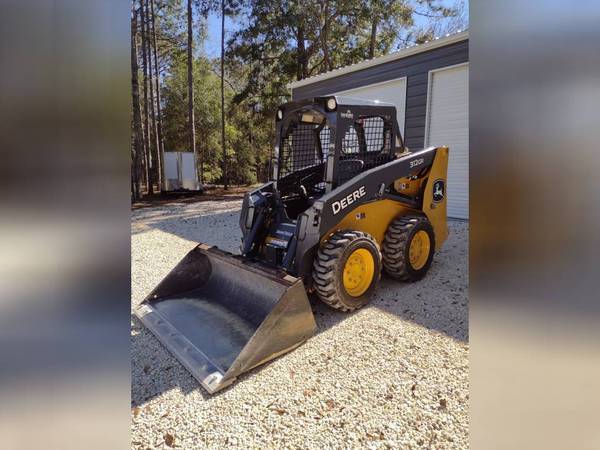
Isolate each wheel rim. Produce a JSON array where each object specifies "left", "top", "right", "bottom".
[
  {"left": 409, "top": 230, "right": 431, "bottom": 270},
  {"left": 343, "top": 248, "right": 375, "bottom": 297}
]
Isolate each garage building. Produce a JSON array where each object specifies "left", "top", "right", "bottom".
[{"left": 289, "top": 31, "right": 468, "bottom": 219}]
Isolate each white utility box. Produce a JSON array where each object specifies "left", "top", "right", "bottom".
[{"left": 163, "top": 151, "right": 201, "bottom": 191}]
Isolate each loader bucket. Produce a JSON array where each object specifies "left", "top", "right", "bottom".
[{"left": 134, "top": 244, "right": 317, "bottom": 394}]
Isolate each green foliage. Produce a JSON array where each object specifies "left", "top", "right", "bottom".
[
  {"left": 161, "top": 50, "right": 273, "bottom": 185},
  {"left": 226, "top": 0, "right": 467, "bottom": 113},
  {"left": 162, "top": 54, "right": 214, "bottom": 183},
  {"left": 138, "top": 0, "right": 467, "bottom": 187}
]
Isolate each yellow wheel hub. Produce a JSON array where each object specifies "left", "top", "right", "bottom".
[
  {"left": 343, "top": 248, "right": 375, "bottom": 297},
  {"left": 409, "top": 230, "right": 431, "bottom": 270}
]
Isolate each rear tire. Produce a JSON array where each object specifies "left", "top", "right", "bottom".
[
  {"left": 312, "top": 230, "right": 382, "bottom": 311},
  {"left": 382, "top": 215, "right": 435, "bottom": 281}
]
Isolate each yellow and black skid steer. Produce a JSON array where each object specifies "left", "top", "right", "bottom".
[{"left": 135, "top": 96, "right": 449, "bottom": 394}]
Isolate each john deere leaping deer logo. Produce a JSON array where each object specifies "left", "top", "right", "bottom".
[{"left": 433, "top": 179, "right": 445, "bottom": 203}]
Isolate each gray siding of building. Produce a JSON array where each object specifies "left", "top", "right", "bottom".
[{"left": 292, "top": 40, "right": 468, "bottom": 150}]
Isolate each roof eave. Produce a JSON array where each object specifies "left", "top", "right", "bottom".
[{"left": 288, "top": 30, "right": 468, "bottom": 90}]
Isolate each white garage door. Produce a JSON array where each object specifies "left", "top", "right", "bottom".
[
  {"left": 332, "top": 78, "right": 407, "bottom": 134},
  {"left": 426, "top": 63, "right": 469, "bottom": 219}
]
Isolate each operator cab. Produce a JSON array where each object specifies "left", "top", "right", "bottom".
[
  {"left": 273, "top": 96, "right": 404, "bottom": 221},
  {"left": 275, "top": 106, "right": 330, "bottom": 219}
]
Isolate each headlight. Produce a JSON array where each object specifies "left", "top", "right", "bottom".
[
  {"left": 326, "top": 97, "right": 337, "bottom": 111},
  {"left": 245, "top": 205, "right": 255, "bottom": 229},
  {"left": 276, "top": 109, "right": 283, "bottom": 120}
]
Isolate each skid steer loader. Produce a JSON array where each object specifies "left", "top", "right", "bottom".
[{"left": 135, "top": 96, "right": 449, "bottom": 394}]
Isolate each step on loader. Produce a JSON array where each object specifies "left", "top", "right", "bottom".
[{"left": 135, "top": 96, "right": 449, "bottom": 394}]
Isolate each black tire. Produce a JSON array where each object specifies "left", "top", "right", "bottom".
[
  {"left": 382, "top": 215, "right": 435, "bottom": 281},
  {"left": 312, "top": 230, "right": 382, "bottom": 311}
]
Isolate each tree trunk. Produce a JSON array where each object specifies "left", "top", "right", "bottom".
[
  {"left": 140, "top": 0, "right": 153, "bottom": 194},
  {"left": 296, "top": 22, "right": 308, "bottom": 80},
  {"left": 131, "top": 5, "right": 143, "bottom": 201},
  {"left": 321, "top": 1, "right": 331, "bottom": 71},
  {"left": 221, "top": 0, "right": 227, "bottom": 190},
  {"left": 249, "top": 109, "right": 260, "bottom": 182},
  {"left": 150, "top": 0, "right": 165, "bottom": 190},
  {"left": 198, "top": 131, "right": 204, "bottom": 184},
  {"left": 186, "top": 0, "right": 197, "bottom": 187},
  {"left": 145, "top": 0, "right": 160, "bottom": 193},
  {"left": 369, "top": 18, "right": 378, "bottom": 59}
]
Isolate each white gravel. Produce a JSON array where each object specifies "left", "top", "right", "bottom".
[{"left": 131, "top": 199, "right": 468, "bottom": 449}]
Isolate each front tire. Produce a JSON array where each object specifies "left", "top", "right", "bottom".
[
  {"left": 382, "top": 215, "right": 435, "bottom": 281},
  {"left": 312, "top": 230, "right": 382, "bottom": 311}
]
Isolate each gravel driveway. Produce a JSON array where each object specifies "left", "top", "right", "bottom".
[{"left": 131, "top": 199, "right": 468, "bottom": 449}]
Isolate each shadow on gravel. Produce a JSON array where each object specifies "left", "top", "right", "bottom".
[
  {"left": 132, "top": 186, "right": 251, "bottom": 210},
  {"left": 134, "top": 203, "right": 467, "bottom": 342},
  {"left": 308, "top": 225, "right": 469, "bottom": 342},
  {"left": 131, "top": 202, "right": 468, "bottom": 406},
  {"left": 131, "top": 277, "right": 467, "bottom": 409},
  {"left": 309, "top": 271, "right": 468, "bottom": 343},
  {"left": 131, "top": 208, "right": 243, "bottom": 251}
]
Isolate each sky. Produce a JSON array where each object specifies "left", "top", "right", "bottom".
[
  {"left": 202, "top": 0, "right": 467, "bottom": 59},
  {"left": 203, "top": 13, "right": 238, "bottom": 58}
]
